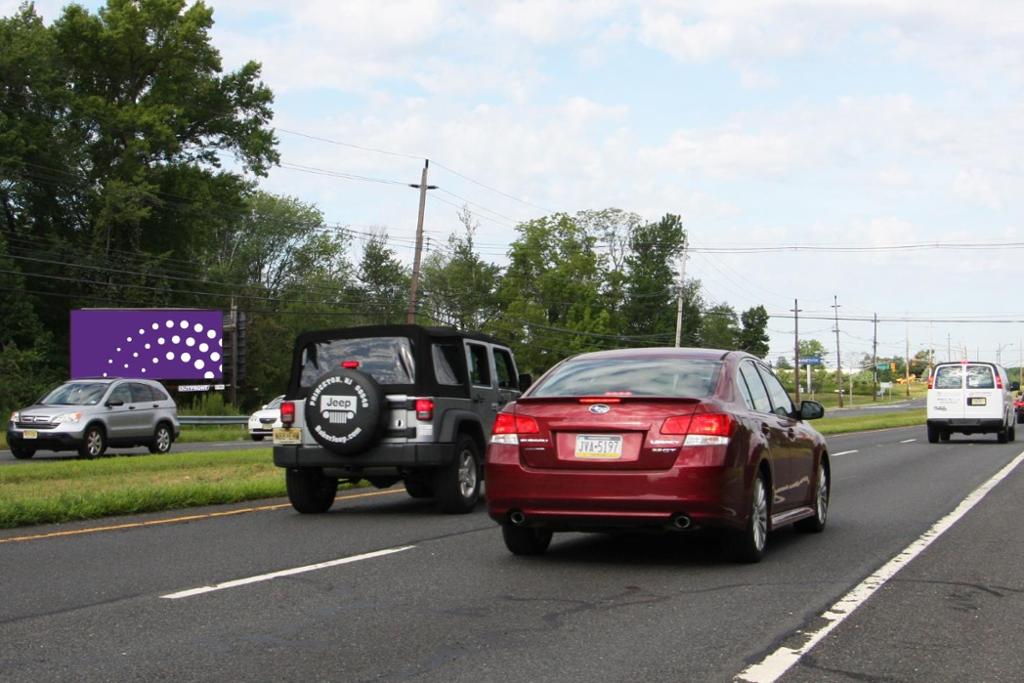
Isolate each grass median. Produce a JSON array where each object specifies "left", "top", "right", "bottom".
[
  {"left": 814, "top": 408, "right": 925, "bottom": 435},
  {"left": 0, "top": 449, "right": 310, "bottom": 529}
]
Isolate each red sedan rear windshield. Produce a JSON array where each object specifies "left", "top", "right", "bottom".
[{"left": 531, "top": 358, "right": 722, "bottom": 398}]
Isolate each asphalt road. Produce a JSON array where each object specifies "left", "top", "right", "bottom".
[
  {"left": 0, "top": 438, "right": 269, "bottom": 464},
  {"left": 1, "top": 425, "right": 1022, "bottom": 682}
]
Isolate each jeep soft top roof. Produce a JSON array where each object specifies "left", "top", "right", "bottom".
[
  {"left": 286, "top": 324, "right": 510, "bottom": 399},
  {"left": 290, "top": 324, "right": 506, "bottom": 350}
]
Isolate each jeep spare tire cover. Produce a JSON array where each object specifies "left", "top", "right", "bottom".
[{"left": 305, "top": 368, "right": 386, "bottom": 454}]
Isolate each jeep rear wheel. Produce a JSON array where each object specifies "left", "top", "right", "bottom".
[
  {"left": 434, "top": 435, "right": 482, "bottom": 514},
  {"left": 286, "top": 468, "right": 338, "bottom": 513}
]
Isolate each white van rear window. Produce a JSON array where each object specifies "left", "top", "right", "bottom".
[
  {"left": 966, "top": 365, "right": 995, "bottom": 389},
  {"left": 934, "top": 366, "right": 962, "bottom": 389}
]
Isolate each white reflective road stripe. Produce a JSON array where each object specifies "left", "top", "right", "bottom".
[
  {"left": 900, "top": 438, "right": 917, "bottom": 443},
  {"left": 735, "top": 450, "right": 1024, "bottom": 683},
  {"left": 160, "top": 546, "right": 415, "bottom": 599},
  {"left": 832, "top": 450, "right": 858, "bottom": 457}
]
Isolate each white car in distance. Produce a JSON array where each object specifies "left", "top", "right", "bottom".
[{"left": 248, "top": 395, "right": 284, "bottom": 441}]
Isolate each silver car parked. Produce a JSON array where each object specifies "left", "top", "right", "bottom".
[{"left": 7, "top": 378, "right": 181, "bottom": 459}]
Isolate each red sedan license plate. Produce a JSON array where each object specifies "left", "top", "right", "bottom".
[{"left": 575, "top": 434, "right": 623, "bottom": 459}]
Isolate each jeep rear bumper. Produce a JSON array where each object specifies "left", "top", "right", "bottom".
[{"left": 273, "top": 442, "right": 454, "bottom": 470}]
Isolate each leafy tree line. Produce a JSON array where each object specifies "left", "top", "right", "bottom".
[{"left": 0, "top": 1, "right": 771, "bottom": 413}]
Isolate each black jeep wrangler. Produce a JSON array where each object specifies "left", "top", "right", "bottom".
[{"left": 273, "top": 325, "right": 528, "bottom": 514}]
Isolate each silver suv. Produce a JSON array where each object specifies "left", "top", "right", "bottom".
[
  {"left": 273, "top": 325, "right": 527, "bottom": 514},
  {"left": 7, "top": 378, "right": 180, "bottom": 459}
]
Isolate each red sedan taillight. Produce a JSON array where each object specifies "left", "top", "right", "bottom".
[
  {"left": 491, "top": 412, "right": 539, "bottom": 445},
  {"left": 280, "top": 400, "right": 295, "bottom": 427},
  {"left": 662, "top": 412, "right": 732, "bottom": 446}
]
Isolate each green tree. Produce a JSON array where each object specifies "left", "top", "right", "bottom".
[
  {"left": 799, "top": 339, "right": 828, "bottom": 362},
  {"left": 492, "top": 213, "right": 611, "bottom": 373},
  {"left": 700, "top": 303, "right": 739, "bottom": 349},
  {"left": 420, "top": 207, "right": 501, "bottom": 330},
  {"left": 354, "top": 232, "right": 409, "bottom": 324},
  {"left": 738, "top": 305, "right": 770, "bottom": 357},
  {"left": 620, "top": 214, "right": 690, "bottom": 340},
  {"left": 1, "top": 0, "right": 277, "bottom": 342}
]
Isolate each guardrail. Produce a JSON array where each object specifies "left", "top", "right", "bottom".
[{"left": 179, "top": 416, "right": 249, "bottom": 425}]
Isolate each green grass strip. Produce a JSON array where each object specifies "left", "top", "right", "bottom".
[
  {"left": 814, "top": 408, "right": 925, "bottom": 435},
  {"left": 0, "top": 449, "right": 298, "bottom": 529}
]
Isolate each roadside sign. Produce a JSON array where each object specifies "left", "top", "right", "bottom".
[
  {"left": 802, "top": 357, "right": 823, "bottom": 366},
  {"left": 875, "top": 363, "right": 889, "bottom": 370}
]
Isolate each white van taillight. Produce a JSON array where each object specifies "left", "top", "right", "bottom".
[
  {"left": 280, "top": 401, "right": 296, "bottom": 426},
  {"left": 996, "top": 373, "right": 1003, "bottom": 389},
  {"left": 928, "top": 374, "right": 934, "bottom": 390},
  {"left": 415, "top": 399, "right": 434, "bottom": 421}
]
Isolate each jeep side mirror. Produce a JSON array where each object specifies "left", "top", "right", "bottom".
[
  {"left": 1012, "top": 382, "right": 1020, "bottom": 392},
  {"left": 518, "top": 373, "right": 533, "bottom": 392},
  {"left": 798, "top": 400, "right": 824, "bottom": 420},
  {"left": 106, "top": 400, "right": 124, "bottom": 408}
]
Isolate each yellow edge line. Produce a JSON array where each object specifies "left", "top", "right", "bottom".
[{"left": 0, "top": 489, "right": 403, "bottom": 545}]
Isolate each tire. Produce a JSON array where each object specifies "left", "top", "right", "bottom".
[
  {"left": 434, "top": 434, "right": 482, "bottom": 514},
  {"left": 501, "top": 524, "right": 553, "bottom": 556},
  {"left": 10, "top": 443, "right": 36, "bottom": 460},
  {"left": 728, "top": 472, "right": 769, "bottom": 563},
  {"left": 251, "top": 434, "right": 265, "bottom": 442},
  {"left": 148, "top": 423, "right": 173, "bottom": 454},
  {"left": 1017, "top": 412, "right": 1024, "bottom": 425},
  {"left": 998, "top": 427, "right": 1008, "bottom": 444},
  {"left": 1010, "top": 423, "right": 1017, "bottom": 442},
  {"left": 286, "top": 468, "right": 338, "bottom": 514},
  {"left": 795, "top": 462, "right": 829, "bottom": 533},
  {"left": 939, "top": 431, "right": 950, "bottom": 442},
  {"left": 404, "top": 477, "right": 434, "bottom": 499},
  {"left": 927, "top": 423, "right": 939, "bottom": 444},
  {"left": 78, "top": 425, "right": 106, "bottom": 459},
  {"left": 304, "top": 368, "right": 386, "bottom": 455}
]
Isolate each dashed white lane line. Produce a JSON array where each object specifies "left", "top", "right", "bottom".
[
  {"left": 833, "top": 450, "right": 858, "bottom": 457},
  {"left": 900, "top": 438, "right": 917, "bottom": 443},
  {"left": 735, "top": 449, "right": 1024, "bottom": 683},
  {"left": 160, "top": 546, "right": 415, "bottom": 600}
]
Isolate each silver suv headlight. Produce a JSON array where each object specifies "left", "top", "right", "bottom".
[
  {"left": 52, "top": 412, "right": 83, "bottom": 424},
  {"left": 10, "top": 411, "right": 19, "bottom": 423}
]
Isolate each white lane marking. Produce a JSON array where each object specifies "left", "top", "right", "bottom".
[
  {"left": 160, "top": 546, "right": 414, "bottom": 599},
  {"left": 735, "top": 449, "right": 1024, "bottom": 683},
  {"left": 833, "top": 450, "right": 858, "bottom": 457},
  {"left": 900, "top": 438, "right": 917, "bottom": 443}
]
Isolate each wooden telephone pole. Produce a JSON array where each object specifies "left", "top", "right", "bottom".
[
  {"left": 406, "top": 159, "right": 437, "bottom": 324},
  {"left": 832, "top": 296, "right": 843, "bottom": 408}
]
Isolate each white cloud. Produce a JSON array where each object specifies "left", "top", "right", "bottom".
[{"left": 952, "top": 169, "right": 1002, "bottom": 210}]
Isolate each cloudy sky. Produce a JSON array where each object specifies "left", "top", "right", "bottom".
[{"left": 10, "top": 0, "right": 1024, "bottom": 370}]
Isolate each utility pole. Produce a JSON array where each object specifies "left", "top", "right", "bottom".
[
  {"left": 905, "top": 323, "right": 911, "bottom": 398},
  {"left": 872, "top": 313, "right": 879, "bottom": 402},
  {"left": 228, "top": 297, "right": 238, "bottom": 406},
  {"left": 1019, "top": 338, "right": 1022, "bottom": 388},
  {"left": 947, "top": 333, "right": 951, "bottom": 362},
  {"left": 792, "top": 299, "right": 802, "bottom": 405},
  {"left": 832, "top": 295, "right": 843, "bottom": 408},
  {"left": 674, "top": 245, "right": 689, "bottom": 347},
  {"left": 406, "top": 159, "right": 437, "bottom": 324}
]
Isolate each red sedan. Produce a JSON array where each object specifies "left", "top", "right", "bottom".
[{"left": 486, "top": 348, "right": 830, "bottom": 562}]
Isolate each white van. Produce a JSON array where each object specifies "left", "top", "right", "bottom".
[{"left": 926, "top": 361, "right": 1018, "bottom": 443}]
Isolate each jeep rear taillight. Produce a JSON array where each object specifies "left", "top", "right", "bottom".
[
  {"left": 280, "top": 401, "right": 295, "bottom": 426},
  {"left": 342, "top": 361, "right": 360, "bottom": 369},
  {"left": 415, "top": 399, "right": 434, "bottom": 421}
]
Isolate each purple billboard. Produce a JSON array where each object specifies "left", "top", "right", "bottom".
[{"left": 71, "top": 309, "right": 224, "bottom": 381}]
